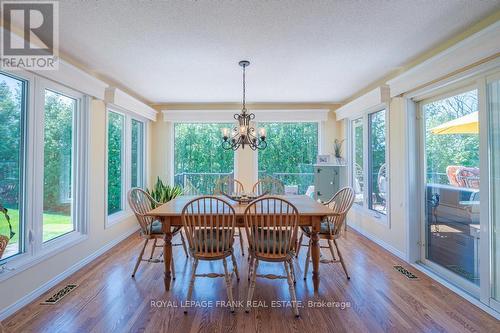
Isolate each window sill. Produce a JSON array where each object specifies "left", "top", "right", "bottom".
[
  {"left": 0, "top": 231, "right": 87, "bottom": 283},
  {"left": 105, "top": 210, "right": 134, "bottom": 228},
  {"left": 349, "top": 205, "right": 389, "bottom": 227}
]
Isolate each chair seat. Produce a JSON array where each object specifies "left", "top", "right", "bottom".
[
  {"left": 249, "top": 230, "right": 293, "bottom": 254},
  {"left": 191, "top": 229, "right": 232, "bottom": 252},
  {"left": 148, "top": 220, "right": 181, "bottom": 235},
  {"left": 301, "top": 218, "right": 335, "bottom": 235}
]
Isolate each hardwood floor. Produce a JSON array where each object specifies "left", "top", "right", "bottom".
[{"left": 2, "top": 228, "right": 499, "bottom": 333}]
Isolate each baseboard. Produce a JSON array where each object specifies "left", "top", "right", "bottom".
[
  {"left": 347, "top": 223, "right": 407, "bottom": 261},
  {"left": 0, "top": 226, "right": 139, "bottom": 321}
]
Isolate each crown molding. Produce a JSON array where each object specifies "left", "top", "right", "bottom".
[
  {"left": 387, "top": 21, "right": 500, "bottom": 97},
  {"left": 162, "top": 108, "right": 330, "bottom": 122},
  {"left": 335, "top": 86, "right": 389, "bottom": 120},
  {"left": 105, "top": 88, "right": 157, "bottom": 121}
]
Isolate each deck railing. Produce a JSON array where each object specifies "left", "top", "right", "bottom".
[{"left": 174, "top": 171, "right": 315, "bottom": 195}]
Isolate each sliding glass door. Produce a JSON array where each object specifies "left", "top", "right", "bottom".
[
  {"left": 488, "top": 76, "right": 500, "bottom": 307},
  {"left": 420, "top": 88, "right": 480, "bottom": 292}
]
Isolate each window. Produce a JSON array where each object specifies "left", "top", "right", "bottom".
[
  {"left": 368, "top": 109, "right": 387, "bottom": 214},
  {"left": 0, "top": 72, "right": 88, "bottom": 272},
  {"left": 131, "top": 119, "right": 145, "bottom": 188},
  {"left": 174, "top": 123, "right": 234, "bottom": 194},
  {"left": 0, "top": 72, "right": 27, "bottom": 260},
  {"left": 43, "top": 90, "right": 76, "bottom": 242},
  {"left": 352, "top": 118, "right": 364, "bottom": 205},
  {"left": 106, "top": 111, "right": 147, "bottom": 223},
  {"left": 258, "top": 122, "right": 318, "bottom": 195},
  {"left": 107, "top": 111, "right": 125, "bottom": 215}
]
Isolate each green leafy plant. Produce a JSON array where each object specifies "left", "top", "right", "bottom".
[
  {"left": 146, "top": 177, "right": 183, "bottom": 205},
  {"left": 0, "top": 203, "right": 15, "bottom": 239},
  {"left": 0, "top": 203, "right": 14, "bottom": 260},
  {"left": 334, "top": 139, "right": 345, "bottom": 158}
]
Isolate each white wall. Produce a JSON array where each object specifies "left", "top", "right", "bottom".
[
  {"left": 0, "top": 99, "right": 139, "bottom": 316},
  {"left": 149, "top": 119, "right": 172, "bottom": 186}
]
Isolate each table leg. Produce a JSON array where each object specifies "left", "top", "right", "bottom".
[
  {"left": 311, "top": 227, "right": 321, "bottom": 293},
  {"left": 162, "top": 217, "right": 173, "bottom": 291}
]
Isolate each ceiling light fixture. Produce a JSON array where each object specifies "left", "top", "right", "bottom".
[{"left": 221, "top": 60, "right": 267, "bottom": 150}]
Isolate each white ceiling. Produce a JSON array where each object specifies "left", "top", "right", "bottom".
[{"left": 57, "top": 0, "right": 499, "bottom": 104}]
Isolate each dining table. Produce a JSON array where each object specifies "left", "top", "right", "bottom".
[{"left": 146, "top": 195, "right": 334, "bottom": 293}]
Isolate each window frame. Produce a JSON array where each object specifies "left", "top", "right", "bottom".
[
  {"left": 416, "top": 83, "right": 482, "bottom": 296},
  {"left": 105, "top": 106, "right": 148, "bottom": 227},
  {"left": 0, "top": 71, "right": 90, "bottom": 281},
  {"left": 367, "top": 109, "right": 388, "bottom": 215},
  {"left": 351, "top": 117, "right": 364, "bottom": 206},
  {"left": 348, "top": 105, "right": 390, "bottom": 226},
  {"left": 131, "top": 119, "right": 146, "bottom": 189}
]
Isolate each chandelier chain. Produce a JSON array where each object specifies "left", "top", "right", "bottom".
[{"left": 242, "top": 64, "right": 246, "bottom": 110}]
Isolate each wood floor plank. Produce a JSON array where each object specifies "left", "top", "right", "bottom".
[{"left": 2, "top": 228, "right": 499, "bottom": 333}]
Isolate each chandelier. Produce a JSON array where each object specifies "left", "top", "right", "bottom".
[{"left": 221, "top": 60, "right": 267, "bottom": 150}]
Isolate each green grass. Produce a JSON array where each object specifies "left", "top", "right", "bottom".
[{"left": 0, "top": 209, "right": 73, "bottom": 245}]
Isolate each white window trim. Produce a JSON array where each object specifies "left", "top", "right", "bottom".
[
  {"left": 131, "top": 119, "right": 146, "bottom": 189},
  {"left": 0, "top": 71, "right": 90, "bottom": 282},
  {"left": 351, "top": 117, "right": 364, "bottom": 207},
  {"left": 347, "top": 104, "right": 390, "bottom": 227},
  {"left": 105, "top": 106, "right": 148, "bottom": 227}
]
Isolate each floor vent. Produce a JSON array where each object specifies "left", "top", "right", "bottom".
[
  {"left": 393, "top": 266, "right": 418, "bottom": 279},
  {"left": 41, "top": 284, "right": 78, "bottom": 304}
]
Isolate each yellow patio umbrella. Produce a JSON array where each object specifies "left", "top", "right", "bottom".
[{"left": 430, "top": 111, "right": 478, "bottom": 134}]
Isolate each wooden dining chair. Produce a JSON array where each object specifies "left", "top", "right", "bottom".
[
  {"left": 297, "top": 187, "right": 355, "bottom": 280},
  {"left": 244, "top": 197, "right": 300, "bottom": 317},
  {"left": 214, "top": 176, "right": 246, "bottom": 256},
  {"left": 182, "top": 196, "right": 239, "bottom": 313},
  {"left": 214, "top": 177, "right": 244, "bottom": 195},
  {"left": 128, "top": 188, "right": 188, "bottom": 278},
  {"left": 252, "top": 177, "right": 285, "bottom": 195}
]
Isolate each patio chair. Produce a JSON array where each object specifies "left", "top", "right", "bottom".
[
  {"left": 377, "top": 163, "right": 387, "bottom": 202},
  {"left": 182, "top": 196, "right": 239, "bottom": 313},
  {"left": 244, "top": 197, "right": 300, "bottom": 317},
  {"left": 127, "top": 188, "right": 189, "bottom": 278},
  {"left": 456, "top": 167, "right": 480, "bottom": 189},
  {"left": 213, "top": 177, "right": 246, "bottom": 256}
]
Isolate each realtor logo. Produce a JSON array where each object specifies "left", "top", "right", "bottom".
[{"left": 1, "top": 1, "right": 59, "bottom": 70}]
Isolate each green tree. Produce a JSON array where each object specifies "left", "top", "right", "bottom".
[
  {"left": 424, "top": 90, "right": 479, "bottom": 183},
  {"left": 43, "top": 91, "right": 74, "bottom": 214},
  {"left": 258, "top": 122, "right": 318, "bottom": 194},
  {"left": 174, "top": 123, "right": 234, "bottom": 194},
  {"left": 108, "top": 112, "right": 124, "bottom": 214}
]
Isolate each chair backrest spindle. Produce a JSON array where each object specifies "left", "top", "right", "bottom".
[
  {"left": 182, "top": 196, "right": 236, "bottom": 258},
  {"left": 128, "top": 188, "right": 160, "bottom": 235},
  {"left": 323, "top": 187, "right": 355, "bottom": 237},
  {"left": 244, "top": 197, "right": 298, "bottom": 258}
]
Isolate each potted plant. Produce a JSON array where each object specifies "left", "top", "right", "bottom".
[
  {"left": 334, "top": 139, "right": 345, "bottom": 164},
  {"left": 0, "top": 203, "right": 15, "bottom": 260},
  {"left": 146, "top": 177, "right": 183, "bottom": 206}
]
